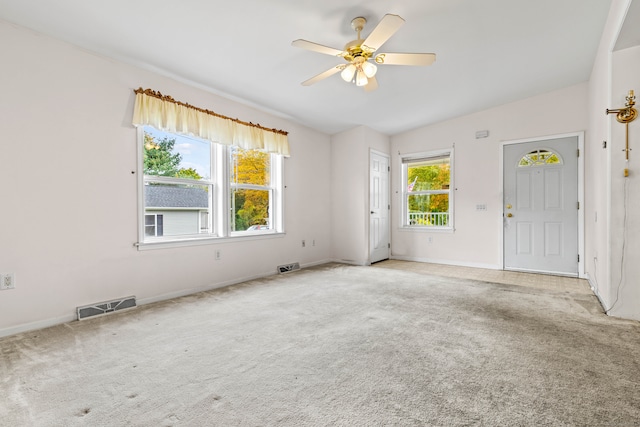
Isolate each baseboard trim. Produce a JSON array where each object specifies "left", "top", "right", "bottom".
[
  {"left": 0, "top": 259, "right": 336, "bottom": 339},
  {"left": 586, "top": 273, "right": 610, "bottom": 315},
  {"left": 389, "top": 255, "right": 501, "bottom": 271},
  {"left": 0, "top": 313, "right": 77, "bottom": 339}
]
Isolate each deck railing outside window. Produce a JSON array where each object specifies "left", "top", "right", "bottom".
[{"left": 408, "top": 212, "right": 449, "bottom": 227}]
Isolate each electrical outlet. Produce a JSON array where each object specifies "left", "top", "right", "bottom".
[
  {"left": 0, "top": 273, "right": 15, "bottom": 290},
  {"left": 215, "top": 250, "right": 221, "bottom": 260}
]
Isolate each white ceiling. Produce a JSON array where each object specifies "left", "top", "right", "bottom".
[{"left": 0, "top": 0, "right": 612, "bottom": 135}]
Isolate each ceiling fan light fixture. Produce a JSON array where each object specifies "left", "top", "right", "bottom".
[
  {"left": 361, "top": 61, "right": 377, "bottom": 78},
  {"left": 355, "top": 69, "right": 368, "bottom": 86},
  {"left": 341, "top": 64, "right": 357, "bottom": 82}
]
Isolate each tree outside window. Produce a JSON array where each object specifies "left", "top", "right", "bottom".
[
  {"left": 142, "top": 128, "right": 212, "bottom": 239},
  {"left": 138, "top": 126, "right": 282, "bottom": 244},
  {"left": 403, "top": 152, "right": 453, "bottom": 228},
  {"left": 230, "top": 147, "right": 272, "bottom": 232}
]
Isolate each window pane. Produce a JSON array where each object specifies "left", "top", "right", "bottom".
[
  {"left": 230, "top": 147, "right": 270, "bottom": 185},
  {"left": 407, "top": 159, "right": 450, "bottom": 191},
  {"left": 144, "top": 214, "right": 156, "bottom": 236},
  {"left": 144, "top": 183, "right": 211, "bottom": 236},
  {"left": 143, "top": 126, "right": 211, "bottom": 180},
  {"left": 518, "top": 149, "right": 562, "bottom": 167},
  {"left": 408, "top": 194, "right": 449, "bottom": 226},
  {"left": 231, "top": 188, "right": 270, "bottom": 232}
]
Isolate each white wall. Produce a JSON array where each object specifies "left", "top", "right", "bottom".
[
  {"left": 331, "top": 126, "right": 389, "bottom": 265},
  {"left": 584, "top": 0, "right": 640, "bottom": 321},
  {"left": 390, "top": 84, "right": 588, "bottom": 269},
  {"left": 0, "top": 21, "right": 332, "bottom": 336},
  {"left": 608, "top": 44, "right": 640, "bottom": 319},
  {"left": 585, "top": 0, "right": 626, "bottom": 313}
]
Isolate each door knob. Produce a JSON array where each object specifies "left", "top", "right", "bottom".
[{"left": 506, "top": 213, "right": 513, "bottom": 218}]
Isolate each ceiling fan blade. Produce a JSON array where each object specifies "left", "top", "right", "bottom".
[
  {"left": 301, "top": 65, "right": 344, "bottom": 86},
  {"left": 292, "top": 39, "right": 344, "bottom": 57},
  {"left": 374, "top": 52, "right": 436, "bottom": 66},
  {"left": 364, "top": 76, "right": 378, "bottom": 92},
  {"left": 362, "top": 14, "right": 405, "bottom": 52}
]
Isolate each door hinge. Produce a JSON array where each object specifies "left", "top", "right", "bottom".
[
  {"left": 388, "top": 204, "right": 391, "bottom": 210},
  {"left": 578, "top": 254, "right": 580, "bottom": 262},
  {"left": 577, "top": 149, "right": 580, "bottom": 157},
  {"left": 388, "top": 243, "right": 391, "bottom": 248},
  {"left": 577, "top": 201, "right": 580, "bottom": 209},
  {"left": 388, "top": 166, "right": 390, "bottom": 172}
]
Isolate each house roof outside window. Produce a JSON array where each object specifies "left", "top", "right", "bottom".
[{"left": 145, "top": 185, "right": 208, "bottom": 209}]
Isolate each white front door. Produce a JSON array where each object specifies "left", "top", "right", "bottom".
[
  {"left": 503, "top": 136, "right": 579, "bottom": 276},
  {"left": 370, "top": 151, "right": 390, "bottom": 263}
]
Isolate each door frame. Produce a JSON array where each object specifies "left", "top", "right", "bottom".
[{"left": 500, "top": 132, "right": 585, "bottom": 278}]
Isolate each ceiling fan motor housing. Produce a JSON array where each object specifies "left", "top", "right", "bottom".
[{"left": 343, "top": 39, "right": 373, "bottom": 62}]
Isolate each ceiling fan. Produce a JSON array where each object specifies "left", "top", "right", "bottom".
[{"left": 292, "top": 14, "right": 436, "bottom": 91}]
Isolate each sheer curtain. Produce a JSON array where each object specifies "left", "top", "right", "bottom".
[{"left": 132, "top": 88, "right": 290, "bottom": 157}]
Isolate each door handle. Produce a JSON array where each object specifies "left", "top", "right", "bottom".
[
  {"left": 371, "top": 211, "right": 375, "bottom": 214},
  {"left": 506, "top": 213, "right": 513, "bottom": 218}
]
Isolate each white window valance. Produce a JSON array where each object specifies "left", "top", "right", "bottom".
[{"left": 132, "top": 88, "right": 290, "bottom": 157}]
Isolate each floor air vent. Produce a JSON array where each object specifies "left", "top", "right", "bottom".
[
  {"left": 277, "top": 262, "right": 300, "bottom": 274},
  {"left": 77, "top": 296, "right": 136, "bottom": 320}
]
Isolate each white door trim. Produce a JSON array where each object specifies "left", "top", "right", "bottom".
[{"left": 500, "top": 132, "right": 585, "bottom": 278}]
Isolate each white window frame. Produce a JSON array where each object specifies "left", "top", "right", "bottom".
[
  {"left": 136, "top": 126, "right": 284, "bottom": 249},
  {"left": 401, "top": 148, "right": 454, "bottom": 231},
  {"left": 228, "top": 146, "right": 282, "bottom": 236}
]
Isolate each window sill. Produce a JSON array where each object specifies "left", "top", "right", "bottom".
[
  {"left": 135, "top": 232, "right": 285, "bottom": 251},
  {"left": 399, "top": 226, "right": 454, "bottom": 233}
]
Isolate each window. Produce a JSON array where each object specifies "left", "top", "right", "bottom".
[
  {"left": 517, "top": 149, "right": 562, "bottom": 167},
  {"left": 138, "top": 126, "right": 283, "bottom": 245},
  {"left": 145, "top": 214, "right": 163, "bottom": 237},
  {"left": 229, "top": 147, "right": 273, "bottom": 232},
  {"left": 402, "top": 150, "right": 453, "bottom": 229}
]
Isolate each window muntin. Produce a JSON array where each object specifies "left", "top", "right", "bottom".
[
  {"left": 138, "top": 126, "right": 283, "bottom": 245},
  {"left": 517, "top": 149, "right": 562, "bottom": 167},
  {"left": 402, "top": 151, "right": 453, "bottom": 229}
]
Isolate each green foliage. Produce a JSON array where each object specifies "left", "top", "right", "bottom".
[
  {"left": 233, "top": 189, "right": 268, "bottom": 231},
  {"left": 144, "top": 133, "right": 182, "bottom": 177},
  {"left": 407, "top": 163, "right": 450, "bottom": 214},
  {"left": 175, "top": 167, "right": 202, "bottom": 180},
  {"left": 144, "top": 133, "right": 202, "bottom": 180}
]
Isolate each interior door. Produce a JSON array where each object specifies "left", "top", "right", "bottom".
[
  {"left": 503, "top": 137, "right": 578, "bottom": 276},
  {"left": 370, "top": 151, "right": 390, "bottom": 263}
]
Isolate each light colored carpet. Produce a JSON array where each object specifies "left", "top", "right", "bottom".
[{"left": 1, "top": 263, "right": 639, "bottom": 426}]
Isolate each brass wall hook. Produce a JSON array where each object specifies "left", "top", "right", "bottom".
[
  {"left": 607, "top": 90, "right": 637, "bottom": 166},
  {"left": 607, "top": 90, "right": 638, "bottom": 123}
]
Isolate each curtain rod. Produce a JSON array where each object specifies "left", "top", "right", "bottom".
[{"left": 133, "top": 88, "right": 288, "bottom": 136}]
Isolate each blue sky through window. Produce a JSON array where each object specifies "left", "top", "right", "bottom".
[{"left": 144, "top": 126, "right": 211, "bottom": 180}]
